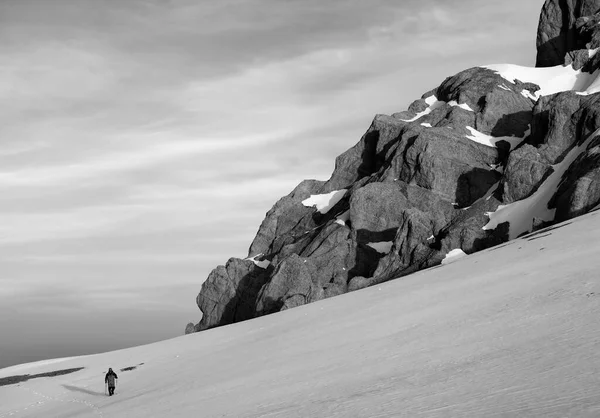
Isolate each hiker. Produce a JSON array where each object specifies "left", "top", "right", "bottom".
[{"left": 105, "top": 368, "right": 118, "bottom": 396}]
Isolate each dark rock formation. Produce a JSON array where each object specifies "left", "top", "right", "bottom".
[
  {"left": 184, "top": 323, "right": 196, "bottom": 335},
  {"left": 196, "top": 258, "right": 272, "bottom": 331},
  {"left": 502, "top": 144, "right": 552, "bottom": 203},
  {"left": 552, "top": 135, "right": 600, "bottom": 221},
  {"left": 255, "top": 254, "right": 321, "bottom": 314},
  {"left": 536, "top": 0, "right": 600, "bottom": 67},
  {"left": 192, "top": 0, "right": 600, "bottom": 332}
]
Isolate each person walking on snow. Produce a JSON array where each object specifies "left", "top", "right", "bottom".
[{"left": 105, "top": 368, "right": 118, "bottom": 396}]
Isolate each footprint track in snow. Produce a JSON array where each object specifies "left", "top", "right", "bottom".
[{"left": 0, "top": 385, "right": 104, "bottom": 417}]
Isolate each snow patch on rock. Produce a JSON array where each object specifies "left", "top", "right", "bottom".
[
  {"left": 245, "top": 254, "right": 270, "bottom": 269},
  {"left": 465, "top": 126, "right": 529, "bottom": 150},
  {"left": 367, "top": 241, "right": 394, "bottom": 254},
  {"left": 448, "top": 100, "right": 474, "bottom": 111},
  {"left": 335, "top": 210, "right": 350, "bottom": 226},
  {"left": 302, "top": 190, "right": 347, "bottom": 214},
  {"left": 441, "top": 249, "right": 467, "bottom": 265},
  {"left": 484, "top": 63, "right": 595, "bottom": 98},
  {"left": 400, "top": 95, "right": 442, "bottom": 122},
  {"left": 521, "top": 89, "right": 538, "bottom": 100},
  {"left": 401, "top": 96, "right": 473, "bottom": 123}
]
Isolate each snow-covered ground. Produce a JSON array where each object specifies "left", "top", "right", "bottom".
[{"left": 2, "top": 211, "right": 600, "bottom": 417}]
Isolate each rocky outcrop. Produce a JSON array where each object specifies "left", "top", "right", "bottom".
[
  {"left": 502, "top": 145, "right": 552, "bottom": 203},
  {"left": 184, "top": 323, "right": 196, "bottom": 335},
  {"left": 536, "top": 0, "right": 600, "bottom": 67},
  {"left": 196, "top": 258, "right": 272, "bottom": 331},
  {"left": 552, "top": 136, "right": 600, "bottom": 221},
  {"left": 248, "top": 179, "right": 326, "bottom": 257},
  {"left": 192, "top": 0, "right": 600, "bottom": 332}
]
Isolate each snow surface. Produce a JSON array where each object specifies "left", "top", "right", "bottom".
[
  {"left": 2, "top": 212, "right": 600, "bottom": 417},
  {"left": 420, "top": 123, "right": 432, "bottom": 128},
  {"left": 366, "top": 241, "right": 393, "bottom": 254},
  {"left": 498, "top": 84, "right": 511, "bottom": 91},
  {"left": 484, "top": 129, "right": 600, "bottom": 239},
  {"left": 302, "top": 190, "right": 347, "bottom": 214},
  {"left": 484, "top": 63, "right": 596, "bottom": 98},
  {"left": 465, "top": 126, "right": 529, "bottom": 150},
  {"left": 441, "top": 248, "right": 467, "bottom": 264}
]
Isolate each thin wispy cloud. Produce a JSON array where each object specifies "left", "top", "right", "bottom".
[{"left": 0, "top": 0, "right": 545, "bottom": 368}]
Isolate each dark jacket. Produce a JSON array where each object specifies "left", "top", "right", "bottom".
[{"left": 105, "top": 370, "right": 118, "bottom": 387}]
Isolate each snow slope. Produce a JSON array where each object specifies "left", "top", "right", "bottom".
[{"left": 2, "top": 212, "right": 600, "bottom": 417}]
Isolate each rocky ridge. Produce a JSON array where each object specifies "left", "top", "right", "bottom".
[{"left": 192, "top": 0, "right": 600, "bottom": 332}]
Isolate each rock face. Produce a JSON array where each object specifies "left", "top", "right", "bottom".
[
  {"left": 536, "top": 0, "right": 600, "bottom": 67},
  {"left": 192, "top": 0, "right": 600, "bottom": 331}
]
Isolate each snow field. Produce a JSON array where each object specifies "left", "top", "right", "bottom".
[{"left": 2, "top": 212, "right": 600, "bottom": 417}]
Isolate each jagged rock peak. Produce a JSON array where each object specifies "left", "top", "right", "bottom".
[{"left": 536, "top": 0, "right": 600, "bottom": 68}]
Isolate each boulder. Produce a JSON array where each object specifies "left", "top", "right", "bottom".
[
  {"left": 298, "top": 222, "right": 353, "bottom": 289},
  {"left": 395, "top": 128, "right": 500, "bottom": 207},
  {"left": 255, "top": 254, "right": 320, "bottom": 315},
  {"left": 196, "top": 258, "right": 271, "bottom": 331},
  {"left": 529, "top": 92, "right": 600, "bottom": 163},
  {"left": 552, "top": 136, "right": 600, "bottom": 221},
  {"left": 502, "top": 144, "right": 552, "bottom": 203},
  {"left": 248, "top": 179, "right": 325, "bottom": 257},
  {"left": 437, "top": 67, "right": 535, "bottom": 137},
  {"left": 184, "top": 323, "right": 196, "bottom": 335},
  {"left": 366, "top": 207, "right": 436, "bottom": 287},
  {"left": 324, "top": 115, "right": 406, "bottom": 191},
  {"left": 349, "top": 183, "right": 410, "bottom": 242}
]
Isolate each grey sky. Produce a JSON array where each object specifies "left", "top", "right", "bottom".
[{"left": 0, "top": 0, "right": 545, "bottom": 369}]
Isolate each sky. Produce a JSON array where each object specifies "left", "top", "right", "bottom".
[{"left": 0, "top": 0, "right": 545, "bottom": 369}]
